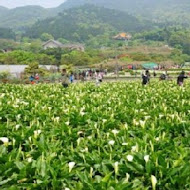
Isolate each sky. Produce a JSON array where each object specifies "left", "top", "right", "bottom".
[{"left": 0, "top": 0, "right": 66, "bottom": 8}]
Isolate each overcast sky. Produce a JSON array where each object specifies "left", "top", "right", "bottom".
[{"left": 0, "top": 0, "right": 66, "bottom": 8}]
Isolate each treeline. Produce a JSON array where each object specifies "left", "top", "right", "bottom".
[
  {"left": 0, "top": 48, "right": 105, "bottom": 66},
  {"left": 135, "top": 27, "right": 190, "bottom": 55}
]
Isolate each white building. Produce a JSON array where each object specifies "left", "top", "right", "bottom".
[
  {"left": 42, "top": 39, "right": 85, "bottom": 51},
  {"left": 0, "top": 65, "right": 57, "bottom": 77}
]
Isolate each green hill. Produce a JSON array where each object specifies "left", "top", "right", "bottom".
[
  {"left": 0, "top": 6, "right": 8, "bottom": 13},
  {"left": 60, "top": 0, "right": 190, "bottom": 26},
  {"left": 25, "top": 5, "right": 153, "bottom": 42},
  {"left": 0, "top": 0, "right": 189, "bottom": 30},
  {"left": 0, "top": 6, "right": 56, "bottom": 30}
]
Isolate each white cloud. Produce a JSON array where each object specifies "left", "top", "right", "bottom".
[{"left": 0, "top": 0, "right": 66, "bottom": 8}]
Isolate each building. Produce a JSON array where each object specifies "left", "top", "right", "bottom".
[
  {"left": 113, "top": 33, "right": 132, "bottom": 40},
  {"left": 0, "top": 65, "right": 57, "bottom": 77},
  {"left": 42, "top": 40, "right": 64, "bottom": 50},
  {"left": 42, "top": 40, "right": 85, "bottom": 51},
  {"left": 62, "top": 44, "right": 85, "bottom": 51},
  {"left": 0, "top": 48, "right": 13, "bottom": 53}
]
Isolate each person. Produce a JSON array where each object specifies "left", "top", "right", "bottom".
[
  {"left": 95, "top": 70, "right": 103, "bottom": 86},
  {"left": 177, "top": 71, "right": 188, "bottom": 86},
  {"left": 69, "top": 72, "right": 74, "bottom": 83},
  {"left": 61, "top": 69, "right": 69, "bottom": 88},
  {"left": 160, "top": 72, "right": 166, "bottom": 81},
  {"left": 35, "top": 73, "right": 40, "bottom": 83},
  {"left": 153, "top": 71, "right": 157, "bottom": 77},
  {"left": 142, "top": 70, "right": 150, "bottom": 85},
  {"left": 29, "top": 75, "right": 35, "bottom": 84}
]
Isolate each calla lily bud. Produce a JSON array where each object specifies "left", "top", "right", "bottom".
[{"left": 151, "top": 175, "right": 157, "bottom": 190}]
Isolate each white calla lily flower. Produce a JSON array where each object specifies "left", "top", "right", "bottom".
[
  {"left": 127, "top": 155, "right": 133, "bottom": 162},
  {"left": 155, "top": 137, "right": 160, "bottom": 141},
  {"left": 68, "top": 162, "right": 76, "bottom": 173},
  {"left": 15, "top": 125, "right": 20, "bottom": 130},
  {"left": 34, "top": 130, "right": 41, "bottom": 138},
  {"left": 139, "top": 120, "right": 146, "bottom": 128},
  {"left": 65, "top": 121, "right": 70, "bottom": 126},
  {"left": 108, "top": 140, "right": 115, "bottom": 146},
  {"left": 112, "top": 129, "right": 119, "bottom": 136},
  {"left": 131, "top": 145, "right": 137, "bottom": 152},
  {"left": 144, "top": 155, "right": 150, "bottom": 163},
  {"left": 27, "top": 157, "right": 33, "bottom": 163},
  {"left": 0, "top": 137, "right": 9, "bottom": 145}
]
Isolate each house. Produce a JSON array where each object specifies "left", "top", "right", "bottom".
[
  {"left": 113, "top": 33, "right": 132, "bottom": 40},
  {"left": 42, "top": 40, "right": 64, "bottom": 50},
  {"left": 42, "top": 40, "right": 85, "bottom": 51},
  {"left": 0, "top": 48, "right": 13, "bottom": 53},
  {"left": 62, "top": 44, "right": 85, "bottom": 51}
]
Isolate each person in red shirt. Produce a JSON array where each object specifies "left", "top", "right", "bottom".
[{"left": 35, "top": 73, "right": 40, "bottom": 83}]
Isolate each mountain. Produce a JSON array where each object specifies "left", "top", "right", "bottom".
[
  {"left": 0, "top": 6, "right": 8, "bottom": 12},
  {"left": 0, "top": 0, "right": 189, "bottom": 31},
  {"left": 60, "top": 0, "right": 190, "bottom": 26},
  {"left": 0, "top": 6, "right": 57, "bottom": 30},
  {"left": 25, "top": 5, "right": 153, "bottom": 42}
]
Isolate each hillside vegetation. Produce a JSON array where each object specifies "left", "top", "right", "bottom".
[
  {"left": 62, "top": 0, "right": 190, "bottom": 26},
  {"left": 0, "top": 28, "right": 15, "bottom": 40},
  {"left": 25, "top": 5, "right": 153, "bottom": 43},
  {"left": 0, "top": 0, "right": 190, "bottom": 29},
  {"left": 0, "top": 6, "right": 52, "bottom": 29}
]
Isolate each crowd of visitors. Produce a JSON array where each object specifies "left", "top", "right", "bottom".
[
  {"left": 29, "top": 69, "right": 188, "bottom": 87},
  {"left": 141, "top": 70, "right": 188, "bottom": 86}
]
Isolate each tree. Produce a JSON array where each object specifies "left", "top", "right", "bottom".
[
  {"left": 29, "top": 40, "right": 42, "bottom": 53},
  {"left": 24, "top": 62, "right": 48, "bottom": 76},
  {"left": 40, "top": 33, "right": 54, "bottom": 41},
  {"left": 0, "top": 28, "right": 15, "bottom": 40},
  {"left": 0, "top": 39, "right": 18, "bottom": 50},
  {"left": 57, "top": 38, "right": 69, "bottom": 44}
]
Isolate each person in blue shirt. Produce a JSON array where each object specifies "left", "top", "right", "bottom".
[
  {"left": 69, "top": 72, "right": 74, "bottom": 83},
  {"left": 29, "top": 75, "right": 35, "bottom": 84}
]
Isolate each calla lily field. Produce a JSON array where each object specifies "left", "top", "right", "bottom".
[{"left": 0, "top": 81, "right": 190, "bottom": 189}]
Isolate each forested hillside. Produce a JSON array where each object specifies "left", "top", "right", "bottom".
[
  {"left": 25, "top": 5, "right": 153, "bottom": 42},
  {"left": 0, "top": 0, "right": 190, "bottom": 30},
  {"left": 0, "top": 6, "right": 53, "bottom": 29},
  {"left": 0, "top": 28, "right": 15, "bottom": 40},
  {"left": 61, "top": 0, "right": 190, "bottom": 26},
  {"left": 0, "top": 6, "right": 8, "bottom": 14}
]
